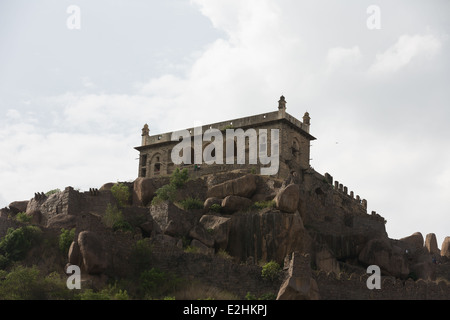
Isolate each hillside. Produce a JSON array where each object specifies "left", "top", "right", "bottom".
[{"left": 0, "top": 168, "right": 449, "bottom": 300}]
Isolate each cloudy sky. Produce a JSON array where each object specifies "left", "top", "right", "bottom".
[{"left": 0, "top": 0, "right": 449, "bottom": 245}]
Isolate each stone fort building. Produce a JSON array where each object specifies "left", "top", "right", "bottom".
[{"left": 135, "top": 96, "right": 315, "bottom": 179}]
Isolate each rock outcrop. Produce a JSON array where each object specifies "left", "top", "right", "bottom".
[
  {"left": 442, "top": 237, "right": 450, "bottom": 258},
  {"left": 274, "top": 184, "right": 300, "bottom": 213},
  {"left": 8, "top": 200, "right": 29, "bottom": 215},
  {"left": 358, "top": 238, "right": 409, "bottom": 278},
  {"left": 206, "top": 174, "right": 257, "bottom": 199},
  {"left": 425, "top": 233, "right": 440, "bottom": 256},
  {"left": 221, "top": 195, "right": 252, "bottom": 214},
  {"left": 77, "top": 231, "right": 108, "bottom": 275},
  {"left": 277, "top": 252, "right": 320, "bottom": 300}
]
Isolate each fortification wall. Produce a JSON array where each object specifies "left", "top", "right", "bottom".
[
  {"left": 149, "top": 241, "right": 281, "bottom": 299},
  {"left": 314, "top": 270, "right": 450, "bottom": 300}
]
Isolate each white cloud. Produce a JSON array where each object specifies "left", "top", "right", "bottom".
[
  {"left": 368, "top": 34, "right": 442, "bottom": 76},
  {"left": 6, "top": 109, "right": 21, "bottom": 120},
  {"left": 326, "top": 46, "right": 362, "bottom": 72},
  {"left": 0, "top": 1, "right": 449, "bottom": 244}
]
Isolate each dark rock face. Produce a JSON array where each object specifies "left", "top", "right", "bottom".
[
  {"left": 78, "top": 231, "right": 108, "bottom": 275},
  {"left": 226, "top": 210, "right": 311, "bottom": 263}
]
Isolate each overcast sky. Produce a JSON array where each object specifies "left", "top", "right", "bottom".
[{"left": 0, "top": 0, "right": 449, "bottom": 246}]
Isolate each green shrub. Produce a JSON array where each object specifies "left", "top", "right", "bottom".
[
  {"left": 59, "top": 228, "right": 75, "bottom": 255},
  {"left": 139, "top": 268, "right": 182, "bottom": 299},
  {"left": 251, "top": 200, "right": 276, "bottom": 210},
  {"left": 45, "top": 188, "right": 61, "bottom": 197},
  {"left": 261, "top": 261, "right": 281, "bottom": 282},
  {"left": 0, "top": 265, "right": 73, "bottom": 300},
  {"left": 245, "top": 292, "right": 257, "bottom": 300},
  {"left": 151, "top": 168, "right": 190, "bottom": 205},
  {"left": 170, "top": 168, "right": 189, "bottom": 188},
  {"left": 0, "top": 226, "right": 42, "bottom": 261},
  {"left": 152, "top": 184, "right": 177, "bottom": 205},
  {"left": 0, "top": 254, "right": 9, "bottom": 270},
  {"left": 179, "top": 197, "right": 204, "bottom": 211},
  {"left": 112, "top": 220, "right": 133, "bottom": 232},
  {"left": 131, "top": 239, "right": 153, "bottom": 273},
  {"left": 15, "top": 212, "right": 32, "bottom": 223},
  {"left": 111, "top": 183, "right": 131, "bottom": 207},
  {"left": 209, "top": 203, "right": 222, "bottom": 213},
  {"left": 77, "top": 284, "right": 129, "bottom": 300},
  {"left": 103, "top": 203, "right": 124, "bottom": 229}
]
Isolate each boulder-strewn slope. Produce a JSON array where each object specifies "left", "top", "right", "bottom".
[{"left": 0, "top": 168, "right": 448, "bottom": 299}]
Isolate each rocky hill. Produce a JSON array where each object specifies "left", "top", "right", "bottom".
[{"left": 0, "top": 168, "right": 449, "bottom": 300}]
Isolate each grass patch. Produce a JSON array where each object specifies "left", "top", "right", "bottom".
[{"left": 179, "top": 197, "right": 204, "bottom": 211}]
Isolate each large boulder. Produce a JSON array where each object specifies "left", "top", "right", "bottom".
[
  {"left": 221, "top": 195, "right": 252, "bottom": 214},
  {"left": 78, "top": 231, "right": 108, "bottom": 275},
  {"left": 8, "top": 201, "right": 29, "bottom": 215},
  {"left": 277, "top": 252, "right": 320, "bottom": 300},
  {"left": 132, "top": 177, "right": 156, "bottom": 207},
  {"left": 203, "top": 197, "right": 222, "bottom": 211},
  {"left": 358, "top": 238, "right": 409, "bottom": 278},
  {"left": 199, "top": 215, "right": 232, "bottom": 250},
  {"left": 68, "top": 241, "right": 81, "bottom": 265},
  {"left": 189, "top": 224, "right": 214, "bottom": 248},
  {"left": 150, "top": 201, "right": 195, "bottom": 237},
  {"left": 425, "top": 233, "right": 440, "bottom": 256},
  {"left": 207, "top": 174, "right": 257, "bottom": 199},
  {"left": 399, "top": 232, "right": 424, "bottom": 252},
  {"left": 441, "top": 237, "right": 450, "bottom": 258},
  {"left": 274, "top": 184, "right": 300, "bottom": 213}
]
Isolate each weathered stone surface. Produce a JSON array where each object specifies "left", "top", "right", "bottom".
[
  {"left": 221, "top": 195, "right": 252, "bottom": 214},
  {"left": 68, "top": 241, "right": 81, "bottom": 265},
  {"left": 400, "top": 232, "right": 424, "bottom": 251},
  {"left": 189, "top": 224, "right": 214, "bottom": 248},
  {"left": 227, "top": 210, "right": 310, "bottom": 263},
  {"left": 207, "top": 174, "right": 257, "bottom": 199},
  {"left": 99, "top": 182, "right": 115, "bottom": 191},
  {"left": 0, "top": 207, "right": 11, "bottom": 218},
  {"left": 27, "top": 210, "right": 43, "bottom": 225},
  {"left": 190, "top": 239, "right": 214, "bottom": 255},
  {"left": 358, "top": 238, "right": 409, "bottom": 278},
  {"left": 277, "top": 252, "right": 320, "bottom": 300},
  {"left": 132, "top": 177, "right": 156, "bottom": 207},
  {"left": 46, "top": 214, "right": 76, "bottom": 229},
  {"left": 274, "top": 184, "right": 300, "bottom": 213},
  {"left": 150, "top": 201, "right": 194, "bottom": 237},
  {"left": 139, "top": 221, "right": 153, "bottom": 236},
  {"left": 314, "top": 246, "right": 340, "bottom": 275},
  {"left": 8, "top": 200, "right": 29, "bottom": 215},
  {"left": 203, "top": 197, "right": 222, "bottom": 211},
  {"left": 425, "top": 233, "right": 440, "bottom": 256},
  {"left": 199, "top": 215, "right": 232, "bottom": 250},
  {"left": 78, "top": 231, "right": 108, "bottom": 275},
  {"left": 441, "top": 237, "right": 450, "bottom": 258}
]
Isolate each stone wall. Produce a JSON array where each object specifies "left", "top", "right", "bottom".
[
  {"left": 149, "top": 241, "right": 281, "bottom": 299},
  {"left": 314, "top": 270, "right": 450, "bottom": 300}
]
